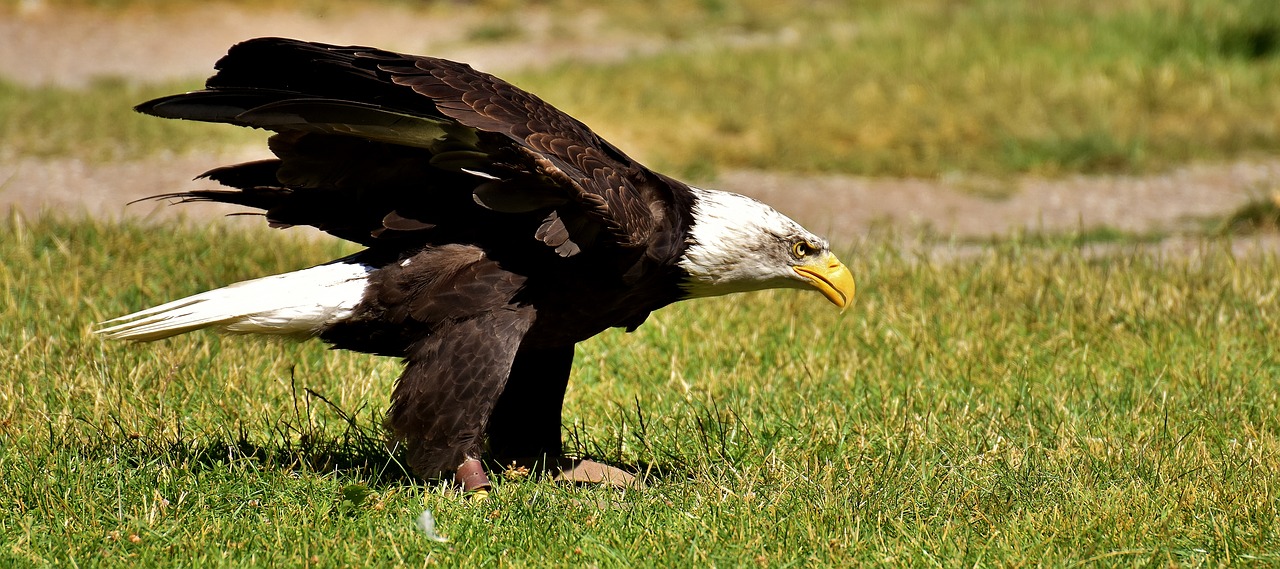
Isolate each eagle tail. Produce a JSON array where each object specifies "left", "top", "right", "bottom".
[{"left": 97, "top": 261, "right": 373, "bottom": 342}]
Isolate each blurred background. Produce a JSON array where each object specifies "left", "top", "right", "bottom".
[{"left": 1, "top": 0, "right": 1278, "bottom": 246}]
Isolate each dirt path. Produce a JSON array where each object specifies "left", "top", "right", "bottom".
[
  {"left": 716, "top": 162, "right": 1279, "bottom": 241},
  {"left": 5, "top": 150, "right": 1276, "bottom": 246},
  {"left": 2, "top": 3, "right": 1277, "bottom": 253}
]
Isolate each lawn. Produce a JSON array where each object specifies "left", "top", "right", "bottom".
[
  {"left": 2, "top": 0, "right": 1279, "bottom": 566},
  {"left": 1, "top": 216, "right": 1277, "bottom": 566}
]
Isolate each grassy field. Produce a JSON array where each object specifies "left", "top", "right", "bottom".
[
  {"left": 520, "top": 0, "right": 1280, "bottom": 178},
  {"left": 1, "top": 215, "right": 1278, "bottom": 566},
  {"left": 3, "top": 0, "right": 1279, "bottom": 566},
  {"left": 3, "top": 0, "right": 1279, "bottom": 177}
]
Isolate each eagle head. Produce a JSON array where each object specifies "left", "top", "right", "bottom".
[{"left": 678, "top": 188, "right": 855, "bottom": 308}]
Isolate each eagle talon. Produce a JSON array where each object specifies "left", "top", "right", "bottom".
[
  {"left": 499, "top": 456, "right": 643, "bottom": 489},
  {"left": 551, "top": 458, "right": 642, "bottom": 489}
]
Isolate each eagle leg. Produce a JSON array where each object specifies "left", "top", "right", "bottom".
[
  {"left": 386, "top": 311, "right": 533, "bottom": 489},
  {"left": 486, "top": 344, "right": 575, "bottom": 464},
  {"left": 487, "top": 344, "right": 644, "bottom": 489}
]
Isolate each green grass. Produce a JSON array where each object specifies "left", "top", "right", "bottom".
[
  {"left": 3, "top": 0, "right": 1279, "bottom": 177},
  {"left": 0, "top": 77, "right": 257, "bottom": 160},
  {"left": 2, "top": 215, "right": 1279, "bottom": 566},
  {"left": 514, "top": 0, "right": 1280, "bottom": 178}
]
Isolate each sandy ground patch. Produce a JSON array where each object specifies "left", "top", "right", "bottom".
[
  {"left": 717, "top": 161, "right": 1280, "bottom": 241},
  {"left": 4, "top": 148, "right": 1277, "bottom": 248}
]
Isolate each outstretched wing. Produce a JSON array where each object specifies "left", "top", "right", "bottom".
[{"left": 139, "top": 37, "right": 680, "bottom": 254}]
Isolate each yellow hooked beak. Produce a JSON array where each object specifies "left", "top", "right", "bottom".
[{"left": 793, "top": 252, "right": 856, "bottom": 310}]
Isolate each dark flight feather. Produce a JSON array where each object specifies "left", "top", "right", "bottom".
[{"left": 141, "top": 37, "right": 678, "bottom": 255}]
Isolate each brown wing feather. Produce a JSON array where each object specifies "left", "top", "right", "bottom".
[
  {"left": 383, "top": 56, "right": 665, "bottom": 246},
  {"left": 138, "top": 37, "right": 680, "bottom": 252}
]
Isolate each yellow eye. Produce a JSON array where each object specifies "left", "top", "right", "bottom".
[{"left": 792, "top": 241, "right": 816, "bottom": 258}]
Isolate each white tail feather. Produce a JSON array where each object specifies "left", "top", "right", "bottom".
[{"left": 97, "top": 261, "right": 374, "bottom": 342}]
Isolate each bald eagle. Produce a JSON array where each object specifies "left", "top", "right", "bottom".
[{"left": 99, "top": 38, "right": 854, "bottom": 491}]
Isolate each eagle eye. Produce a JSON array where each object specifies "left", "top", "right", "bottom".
[{"left": 792, "top": 241, "right": 817, "bottom": 259}]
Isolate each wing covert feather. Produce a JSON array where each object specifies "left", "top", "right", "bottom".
[{"left": 138, "top": 38, "right": 685, "bottom": 252}]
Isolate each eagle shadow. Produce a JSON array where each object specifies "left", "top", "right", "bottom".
[{"left": 69, "top": 381, "right": 692, "bottom": 491}]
